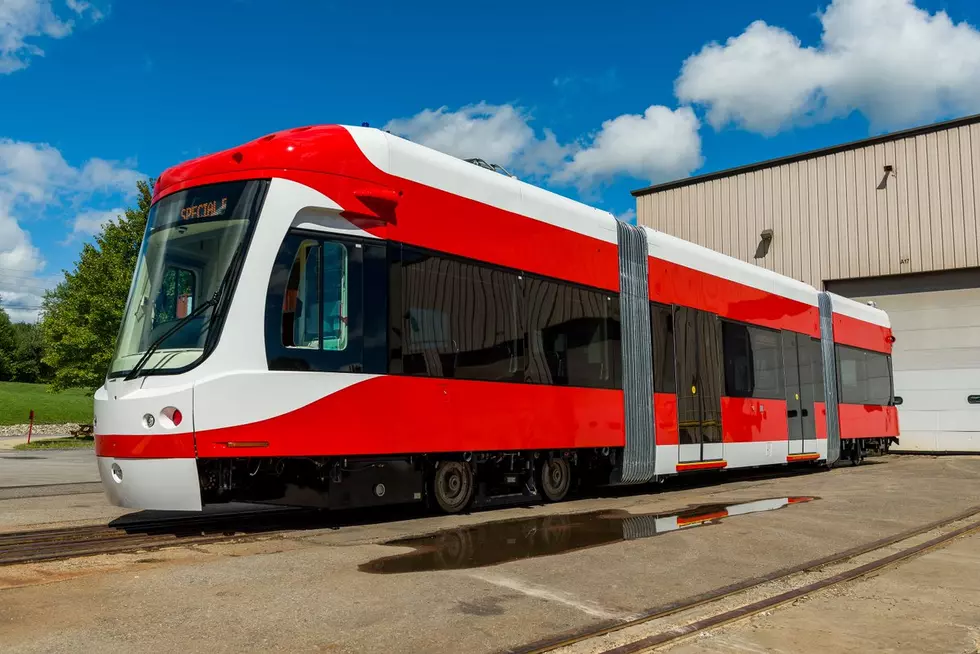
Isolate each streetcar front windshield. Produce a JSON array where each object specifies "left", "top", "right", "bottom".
[{"left": 108, "top": 180, "right": 266, "bottom": 378}]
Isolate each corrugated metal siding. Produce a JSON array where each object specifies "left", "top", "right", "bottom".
[{"left": 637, "top": 123, "right": 980, "bottom": 286}]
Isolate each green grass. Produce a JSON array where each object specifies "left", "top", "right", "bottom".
[
  {"left": 14, "top": 435, "right": 94, "bottom": 450},
  {"left": 0, "top": 381, "right": 94, "bottom": 426}
]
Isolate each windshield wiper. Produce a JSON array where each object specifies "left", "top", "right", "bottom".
[
  {"left": 123, "top": 239, "right": 249, "bottom": 382},
  {"left": 123, "top": 297, "right": 217, "bottom": 381}
]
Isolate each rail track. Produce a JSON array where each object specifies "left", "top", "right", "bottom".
[
  {"left": 0, "top": 508, "right": 315, "bottom": 566},
  {"left": 511, "top": 505, "right": 980, "bottom": 654}
]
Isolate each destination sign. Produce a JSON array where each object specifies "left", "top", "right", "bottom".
[{"left": 181, "top": 197, "right": 228, "bottom": 221}]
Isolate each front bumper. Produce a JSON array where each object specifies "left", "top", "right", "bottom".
[{"left": 97, "top": 456, "right": 203, "bottom": 511}]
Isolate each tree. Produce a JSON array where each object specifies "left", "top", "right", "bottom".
[
  {"left": 10, "top": 322, "right": 49, "bottom": 383},
  {"left": 0, "top": 306, "right": 15, "bottom": 381},
  {"left": 42, "top": 179, "right": 154, "bottom": 390}
]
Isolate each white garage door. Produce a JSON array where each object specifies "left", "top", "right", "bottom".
[{"left": 855, "top": 288, "right": 980, "bottom": 453}]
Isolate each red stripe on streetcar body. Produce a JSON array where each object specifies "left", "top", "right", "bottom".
[
  {"left": 787, "top": 453, "right": 820, "bottom": 462},
  {"left": 833, "top": 313, "right": 893, "bottom": 354},
  {"left": 654, "top": 393, "right": 680, "bottom": 445},
  {"left": 839, "top": 404, "right": 900, "bottom": 440},
  {"left": 194, "top": 376, "right": 625, "bottom": 459},
  {"left": 95, "top": 433, "right": 196, "bottom": 458},
  {"left": 720, "top": 397, "right": 790, "bottom": 442},
  {"left": 814, "top": 402, "right": 828, "bottom": 439},
  {"left": 649, "top": 258, "right": 820, "bottom": 338},
  {"left": 677, "top": 509, "right": 729, "bottom": 526},
  {"left": 676, "top": 460, "right": 728, "bottom": 472}
]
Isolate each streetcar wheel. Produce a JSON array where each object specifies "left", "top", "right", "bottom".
[
  {"left": 433, "top": 461, "right": 474, "bottom": 513},
  {"left": 540, "top": 457, "right": 571, "bottom": 502}
]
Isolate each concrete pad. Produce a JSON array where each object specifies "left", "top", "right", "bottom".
[
  {"left": 0, "top": 449, "right": 99, "bottom": 488},
  {"left": 668, "top": 530, "right": 980, "bottom": 654},
  {"left": 0, "top": 455, "right": 977, "bottom": 654}
]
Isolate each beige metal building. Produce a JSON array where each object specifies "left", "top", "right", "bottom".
[{"left": 633, "top": 114, "right": 980, "bottom": 454}]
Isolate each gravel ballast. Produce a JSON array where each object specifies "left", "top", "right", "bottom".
[{"left": 0, "top": 423, "right": 82, "bottom": 438}]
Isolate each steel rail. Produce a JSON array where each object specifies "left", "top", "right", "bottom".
[
  {"left": 601, "top": 519, "right": 980, "bottom": 653},
  {"left": 509, "top": 504, "right": 980, "bottom": 654},
  {"left": 0, "top": 508, "right": 312, "bottom": 566}
]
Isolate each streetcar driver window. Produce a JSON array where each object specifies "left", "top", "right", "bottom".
[
  {"left": 322, "top": 242, "right": 348, "bottom": 351},
  {"left": 282, "top": 240, "right": 320, "bottom": 349}
]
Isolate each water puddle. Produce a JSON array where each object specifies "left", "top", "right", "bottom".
[{"left": 360, "top": 496, "right": 816, "bottom": 574}]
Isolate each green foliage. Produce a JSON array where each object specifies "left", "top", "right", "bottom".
[
  {"left": 41, "top": 179, "right": 154, "bottom": 391},
  {"left": 0, "top": 381, "right": 93, "bottom": 426},
  {"left": 0, "top": 308, "right": 14, "bottom": 380},
  {"left": 0, "top": 307, "right": 52, "bottom": 383},
  {"left": 10, "top": 322, "right": 50, "bottom": 383}
]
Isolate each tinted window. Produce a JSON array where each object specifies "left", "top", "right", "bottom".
[
  {"left": 283, "top": 241, "right": 320, "bottom": 349},
  {"left": 267, "top": 234, "right": 384, "bottom": 374},
  {"left": 810, "top": 337, "right": 825, "bottom": 402},
  {"left": 722, "top": 322, "right": 784, "bottom": 399},
  {"left": 865, "top": 350, "right": 892, "bottom": 405},
  {"left": 651, "top": 303, "right": 676, "bottom": 393},
  {"left": 526, "top": 276, "right": 620, "bottom": 389},
  {"left": 396, "top": 247, "right": 525, "bottom": 383},
  {"left": 722, "top": 322, "right": 752, "bottom": 396},
  {"left": 836, "top": 345, "right": 893, "bottom": 406},
  {"left": 321, "top": 242, "right": 348, "bottom": 351}
]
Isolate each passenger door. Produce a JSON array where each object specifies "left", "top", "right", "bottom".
[
  {"left": 782, "top": 332, "right": 816, "bottom": 454},
  {"left": 675, "top": 306, "right": 724, "bottom": 462}
]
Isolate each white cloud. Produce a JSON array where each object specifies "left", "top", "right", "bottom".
[
  {"left": 0, "top": 0, "right": 103, "bottom": 74},
  {"left": 70, "top": 206, "right": 122, "bottom": 238},
  {"left": 553, "top": 106, "right": 703, "bottom": 189},
  {"left": 0, "top": 138, "right": 139, "bottom": 202},
  {"left": 386, "top": 102, "right": 703, "bottom": 189},
  {"left": 384, "top": 102, "right": 571, "bottom": 177},
  {"left": 676, "top": 0, "right": 980, "bottom": 134},
  {"left": 0, "top": 139, "right": 141, "bottom": 322},
  {"left": 0, "top": 196, "right": 46, "bottom": 322}
]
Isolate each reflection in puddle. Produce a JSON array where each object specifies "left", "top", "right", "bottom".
[{"left": 360, "top": 496, "right": 816, "bottom": 574}]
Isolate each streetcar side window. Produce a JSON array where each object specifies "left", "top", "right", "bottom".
[
  {"left": 397, "top": 247, "right": 526, "bottom": 383},
  {"left": 651, "top": 302, "right": 676, "bottom": 393},
  {"left": 526, "top": 278, "right": 620, "bottom": 389},
  {"left": 722, "top": 322, "right": 784, "bottom": 399},
  {"left": 836, "top": 345, "right": 893, "bottom": 406},
  {"left": 389, "top": 245, "right": 621, "bottom": 389},
  {"left": 866, "top": 351, "right": 892, "bottom": 406}
]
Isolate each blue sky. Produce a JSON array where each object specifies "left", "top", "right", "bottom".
[{"left": 3, "top": 0, "right": 980, "bottom": 321}]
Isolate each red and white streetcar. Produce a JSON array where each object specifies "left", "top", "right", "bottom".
[{"left": 94, "top": 125, "right": 899, "bottom": 512}]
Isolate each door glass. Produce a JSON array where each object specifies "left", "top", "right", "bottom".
[
  {"left": 782, "top": 331, "right": 803, "bottom": 442},
  {"left": 674, "top": 306, "right": 699, "bottom": 446},
  {"left": 697, "top": 311, "right": 724, "bottom": 445},
  {"left": 797, "top": 334, "right": 816, "bottom": 440}
]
